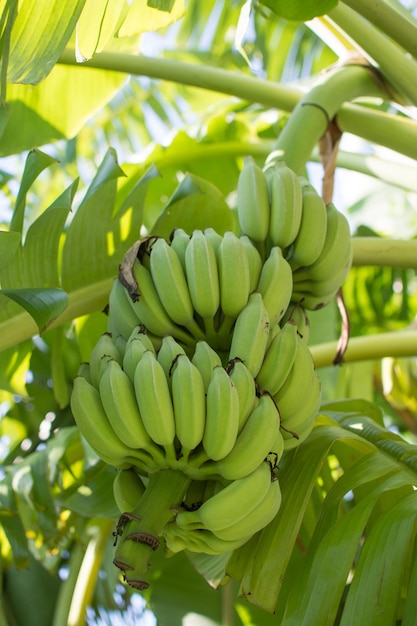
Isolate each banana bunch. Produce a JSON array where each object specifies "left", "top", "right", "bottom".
[
  {"left": 109, "top": 229, "right": 294, "bottom": 352},
  {"left": 70, "top": 323, "right": 284, "bottom": 481},
  {"left": 164, "top": 460, "right": 281, "bottom": 555},
  {"left": 236, "top": 157, "right": 352, "bottom": 309}
]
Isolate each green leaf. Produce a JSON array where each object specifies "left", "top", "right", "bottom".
[
  {"left": 9, "top": 148, "right": 58, "bottom": 234},
  {"left": 147, "top": 0, "right": 176, "bottom": 11},
  {"left": 118, "top": 0, "right": 185, "bottom": 37},
  {"left": 75, "top": 0, "right": 127, "bottom": 61},
  {"left": 4, "top": 0, "right": 86, "bottom": 84},
  {"left": 259, "top": 0, "right": 338, "bottom": 21},
  {"left": 151, "top": 172, "right": 235, "bottom": 238},
  {"left": 0, "top": 287, "right": 68, "bottom": 333},
  {"left": 340, "top": 493, "right": 417, "bottom": 626},
  {"left": 0, "top": 229, "right": 20, "bottom": 271}
]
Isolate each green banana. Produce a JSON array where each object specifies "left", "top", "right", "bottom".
[
  {"left": 131, "top": 258, "right": 192, "bottom": 344},
  {"left": 288, "top": 178, "right": 328, "bottom": 269},
  {"left": 291, "top": 252, "right": 353, "bottom": 310},
  {"left": 256, "top": 246, "right": 293, "bottom": 326},
  {"left": 191, "top": 340, "right": 223, "bottom": 392},
  {"left": 89, "top": 332, "right": 123, "bottom": 388},
  {"left": 157, "top": 335, "right": 187, "bottom": 390},
  {"left": 213, "top": 473, "right": 281, "bottom": 542},
  {"left": 256, "top": 320, "right": 298, "bottom": 395},
  {"left": 169, "top": 227, "right": 190, "bottom": 269},
  {"left": 203, "top": 227, "right": 223, "bottom": 256},
  {"left": 202, "top": 366, "right": 240, "bottom": 461},
  {"left": 228, "top": 292, "right": 270, "bottom": 377},
  {"left": 149, "top": 236, "right": 204, "bottom": 339},
  {"left": 281, "top": 366, "right": 321, "bottom": 435},
  {"left": 228, "top": 358, "right": 258, "bottom": 431},
  {"left": 123, "top": 330, "right": 156, "bottom": 381},
  {"left": 133, "top": 350, "right": 176, "bottom": 456},
  {"left": 217, "top": 231, "right": 251, "bottom": 319},
  {"left": 164, "top": 522, "right": 250, "bottom": 555},
  {"left": 274, "top": 337, "right": 316, "bottom": 425},
  {"left": 184, "top": 229, "right": 220, "bottom": 325},
  {"left": 107, "top": 278, "right": 141, "bottom": 342},
  {"left": 171, "top": 354, "right": 206, "bottom": 458},
  {"left": 281, "top": 304, "right": 310, "bottom": 344},
  {"left": 237, "top": 156, "right": 270, "bottom": 242},
  {"left": 77, "top": 361, "right": 92, "bottom": 384},
  {"left": 240, "top": 234, "right": 263, "bottom": 292},
  {"left": 206, "top": 392, "right": 280, "bottom": 481},
  {"left": 99, "top": 357, "right": 161, "bottom": 458},
  {"left": 71, "top": 374, "right": 135, "bottom": 462},
  {"left": 292, "top": 202, "right": 352, "bottom": 283},
  {"left": 175, "top": 461, "right": 272, "bottom": 533},
  {"left": 113, "top": 468, "right": 146, "bottom": 513},
  {"left": 265, "top": 160, "right": 303, "bottom": 250}
]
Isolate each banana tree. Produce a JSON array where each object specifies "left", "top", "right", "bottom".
[{"left": 1, "top": 1, "right": 417, "bottom": 625}]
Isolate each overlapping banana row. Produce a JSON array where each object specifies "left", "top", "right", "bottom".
[
  {"left": 237, "top": 156, "right": 353, "bottom": 310},
  {"left": 70, "top": 317, "right": 287, "bottom": 482},
  {"left": 109, "top": 226, "right": 294, "bottom": 353}
]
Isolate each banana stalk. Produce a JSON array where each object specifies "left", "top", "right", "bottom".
[{"left": 113, "top": 469, "right": 191, "bottom": 590}]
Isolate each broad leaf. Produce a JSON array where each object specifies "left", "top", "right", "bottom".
[
  {"left": 0, "top": 287, "right": 68, "bottom": 333},
  {"left": 3, "top": 0, "right": 86, "bottom": 84},
  {"left": 118, "top": 0, "right": 185, "bottom": 37},
  {"left": 0, "top": 230, "right": 20, "bottom": 271}
]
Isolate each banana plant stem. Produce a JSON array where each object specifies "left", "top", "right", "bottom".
[
  {"left": 351, "top": 238, "right": 417, "bottom": 269},
  {"left": 266, "top": 63, "right": 386, "bottom": 173},
  {"left": 56, "top": 50, "right": 417, "bottom": 161},
  {"left": 328, "top": 3, "right": 417, "bottom": 106},
  {"left": 113, "top": 469, "right": 190, "bottom": 590},
  {"left": 341, "top": 0, "right": 417, "bottom": 59},
  {"left": 311, "top": 329, "right": 417, "bottom": 369}
]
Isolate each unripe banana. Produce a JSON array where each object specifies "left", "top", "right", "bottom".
[
  {"left": 274, "top": 338, "right": 316, "bottom": 424},
  {"left": 228, "top": 358, "right": 258, "bottom": 431},
  {"left": 203, "top": 227, "right": 223, "bottom": 255},
  {"left": 184, "top": 229, "right": 220, "bottom": 321},
  {"left": 240, "top": 235, "right": 263, "bottom": 292},
  {"left": 71, "top": 375, "right": 135, "bottom": 462},
  {"left": 256, "top": 320, "right": 298, "bottom": 395},
  {"left": 107, "top": 278, "right": 141, "bottom": 342},
  {"left": 256, "top": 246, "right": 293, "bottom": 326},
  {"left": 77, "top": 361, "right": 92, "bottom": 384},
  {"left": 217, "top": 231, "right": 251, "bottom": 319},
  {"left": 99, "top": 358, "right": 157, "bottom": 453},
  {"left": 191, "top": 340, "right": 223, "bottom": 392},
  {"left": 237, "top": 156, "right": 270, "bottom": 242},
  {"left": 213, "top": 474, "right": 281, "bottom": 542},
  {"left": 265, "top": 160, "right": 303, "bottom": 250},
  {"left": 157, "top": 335, "right": 186, "bottom": 390},
  {"left": 175, "top": 461, "right": 272, "bottom": 533},
  {"left": 89, "top": 332, "right": 123, "bottom": 388},
  {"left": 281, "top": 304, "right": 310, "bottom": 344},
  {"left": 206, "top": 392, "right": 280, "bottom": 481},
  {"left": 288, "top": 178, "right": 328, "bottom": 269},
  {"left": 164, "top": 523, "right": 250, "bottom": 555},
  {"left": 123, "top": 331, "right": 156, "bottom": 381},
  {"left": 202, "top": 366, "right": 240, "bottom": 461},
  {"left": 228, "top": 292, "right": 270, "bottom": 378},
  {"left": 171, "top": 354, "right": 206, "bottom": 458},
  {"left": 133, "top": 350, "right": 176, "bottom": 453},
  {"left": 149, "top": 237, "right": 204, "bottom": 339},
  {"left": 113, "top": 468, "right": 146, "bottom": 513},
  {"left": 291, "top": 254, "right": 353, "bottom": 310},
  {"left": 126, "top": 325, "right": 156, "bottom": 353},
  {"left": 281, "top": 366, "right": 321, "bottom": 435},
  {"left": 169, "top": 227, "right": 190, "bottom": 269},
  {"left": 131, "top": 259, "right": 192, "bottom": 344},
  {"left": 292, "top": 202, "right": 352, "bottom": 283}
]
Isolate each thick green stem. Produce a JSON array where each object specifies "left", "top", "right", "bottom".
[
  {"left": 341, "top": 0, "right": 417, "bottom": 59},
  {"left": 113, "top": 469, "right": 190, "bottom": 590},
  {"left": 328, "top": 3, "right": 417, "bottom": 106},
  {"left": 58, "top": 49, "right": 300, "bottom": 111},
  {"left": 351, "top": 238, "right": 417, "bottom": 269},
  {"left": 266, "top": 63, "right": 386, "bottom": 173},
  {"left": 311, "top": 329, "right": 417, "bottom": 369}
]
